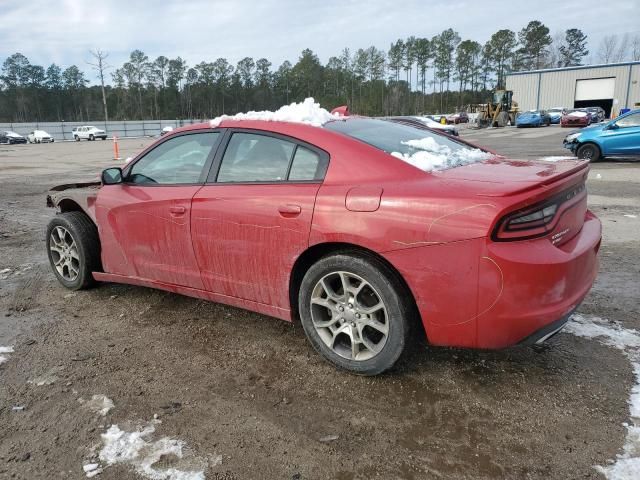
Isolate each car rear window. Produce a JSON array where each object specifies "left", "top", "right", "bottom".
[{"left": 324, "top": 118, "right": 492, "bottom": 172}]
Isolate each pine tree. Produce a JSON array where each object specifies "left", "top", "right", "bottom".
[{"left": 559, "top": 29, "right": 589, "bottom": 66}]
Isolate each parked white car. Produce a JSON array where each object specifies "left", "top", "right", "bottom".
[
  {"left": 72, "top": 126, "right": 107, "bottom": 141},
  {"left": 160, "top": 126, "right": 174, "bottom": 136},
  {"left": 27, "top": 130, "right": 54, "bottom": 143}
]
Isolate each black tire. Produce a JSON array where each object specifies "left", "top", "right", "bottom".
[
  {"left": 46, "top": 212, "right": 101, "bottom": 290},
  {"left": 101, "top": 137, "right": 106, "bottom": 140},
  {"left": 74, "top": 135, "right": 79, "bottom": 142},
  {"left": 495, "top": 111, "right": 509, "bottom": 128},
  {"left": 576, "top": 143, "right": 601, "bottom": 162},
  {"left": 89, "top": 134, "right": 95, "bottom": 141},
  {"left": 298, "top": 253, "right": 412, "bottom": 375}
]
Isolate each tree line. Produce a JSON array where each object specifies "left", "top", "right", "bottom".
[{"left": 1, "top": 22, "right": 638, "bottom": 123}]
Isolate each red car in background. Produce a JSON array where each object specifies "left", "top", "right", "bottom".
[
  {"left": 446, "top": 111, "right": 469, "bottom": 124},
  {"left": 561, "top": 109, "right": 593, "bottom": 128},
  {"left": 45, "top": 113, "right": 601, "bottom": 375}
]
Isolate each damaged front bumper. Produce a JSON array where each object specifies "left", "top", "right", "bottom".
[{"left": 563, "top": 140, "right": 579, "bottom": 154}]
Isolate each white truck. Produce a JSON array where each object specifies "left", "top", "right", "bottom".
[{"left": 71, "top": 126, "right": 107, "bottom": 141}]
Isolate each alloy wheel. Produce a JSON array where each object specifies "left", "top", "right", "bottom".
[
  {"left": 49, "top": 226, "right": 80, "bottom": 282},
  {"left": 310, "top": 271, "right": 389, "bottom": 361}
]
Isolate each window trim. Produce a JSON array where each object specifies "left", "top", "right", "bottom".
[
  {"left": 122, "top": 129, "right": 224, "bottom": 187},
  {"left": 206, "top": 128, "right": 330, "bottom": 185}
]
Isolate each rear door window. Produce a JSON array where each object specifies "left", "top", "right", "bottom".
[
  {"left": 216, "top": 133, "right": 295, "bottom": 183},
  {"left": 288, "top": 146, "right": 327, "bottom": 181}
]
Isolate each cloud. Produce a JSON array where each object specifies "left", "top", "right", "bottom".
[{"left": 0, "top": 0, "right": 635, "bottom": 84}]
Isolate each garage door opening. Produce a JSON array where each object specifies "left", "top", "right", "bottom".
[
  {"left": 574, "top": 99, "right": 614, "bottom": 117},
  {"left": 574, "top": 78, "right": 615, "bottom": 118}
]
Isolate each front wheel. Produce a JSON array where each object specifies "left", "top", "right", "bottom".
[
  {"left": 46, "top": 212, "right": 101, "bottom": 290},
  {"left": 298, "top": 253, "right": 412, "bottom": 375},
  {"left": 89, "top": 134, "right": 94, "bottom": 141},
  {"left": 74, "top": 135, "right": 79, "bottom": 142},
  {"left": 577, "top": 143, "right": 601, "bottom": 162}
]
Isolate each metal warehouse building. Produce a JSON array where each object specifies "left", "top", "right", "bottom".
[{"left": 506, "top": 61, "right": 640, "bottom": 117}]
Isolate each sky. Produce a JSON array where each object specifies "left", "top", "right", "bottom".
[{"left": 0, "top": 0, "right": 638, "bottom": 84}]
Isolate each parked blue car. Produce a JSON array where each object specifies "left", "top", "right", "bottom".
[
  {"left": 515, "top": 110, "right": 551, "bottom": 127},
  {"left": 547, "top": 108, "right": 564, "bottom": 124},
  {"left": 563, "top": 109, "right": 640, "bottom": 161}
]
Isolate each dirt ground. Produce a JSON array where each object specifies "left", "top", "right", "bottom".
[{"left": 0, "top": 127, "right": 639, "bottom": 479}]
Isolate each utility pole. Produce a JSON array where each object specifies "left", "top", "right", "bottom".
[{"left": 88, "top": 49, "right": 111, "bottom": 125}]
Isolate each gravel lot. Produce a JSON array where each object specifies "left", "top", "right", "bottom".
[{"left": 1, "top": 127, "right": 639, "bottom": 479}]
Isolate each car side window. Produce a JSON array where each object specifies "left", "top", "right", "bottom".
[
  {"left": 217, "top": 133, "right": 295, "bottom": 183},
  {"left": 616, "top": 113, "right": 640, "bottom": 128},
  {"left": 128, "top": 132, "right": 219, "bottom": 185},
  {"left": 288, "top": 146, "right": 327, "bottom": 181}
]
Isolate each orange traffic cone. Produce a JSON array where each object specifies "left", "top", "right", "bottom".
[{"left": 113, "top": 135, "right": 121, "bottom": 161}]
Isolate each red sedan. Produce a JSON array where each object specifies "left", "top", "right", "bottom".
[
  {"left": 446, "top": 112, "right": 469, "bottom": 124},
  {"left": 46, "top": 113, "right": 601, "bottom": 375},
  {"left": 561, "top": 109, "right": 592, "bottom": 128}
]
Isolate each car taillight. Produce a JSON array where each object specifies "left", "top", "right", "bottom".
[
  {"left": 506, "top": 204, "right": 558, "bottom": 230},
  {"left": 492, "top": 183, "right": 585, "bottom": 241}
]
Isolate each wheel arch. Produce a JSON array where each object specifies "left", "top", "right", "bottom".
[
  {"left": 289, "top": 242, "right": 424, "bottom": 336},
  {"left": 49, "top": 197, "right": 99, "bottom": 228}
]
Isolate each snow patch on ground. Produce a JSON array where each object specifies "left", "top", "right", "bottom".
[
  {"left": 0, "top": 263, "right": 34, "bottom": 280},
  {"left": 623, "top": 214, "right": 637, "bottom": 219},
  {"left": 539, "top": 156, "right": 576, "bottom": 162},
  {"left": 95, "top": 419, "right": 206, "bottom": 480},
  {"left": 0, "top": 345, "right": 14, "bottom": 365},
  {"left": 28, "top": 367, "right": 62, "bottom": 386},
  {"left": 391, "top": 137, "right": 493, "bottom": 172},
  {"left": 79, "top": 395, "right": 115, "bottom": 416},
  {"left": 210, "top": 97, "right": 338, "bottom": 127},
  {"left": 567, "top": 314, "right": 640, "bottom": 479}
]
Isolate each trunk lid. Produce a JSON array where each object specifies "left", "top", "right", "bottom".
[
  {"left": 433, "top": 157, "right": 590, "bottom": 246},
  {"left": 432, "top": 157, "right": 589, "bottom": 197}
]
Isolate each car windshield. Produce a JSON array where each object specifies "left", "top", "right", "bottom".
[
  {"left": 549, "top": 108, "right": 563, "bottom": 112},
  {"left": 324, "top": 118, "right": 492, "bottom": 172},
  {"left": 87, "top": 126, "right": 97, "bottom": 130}
]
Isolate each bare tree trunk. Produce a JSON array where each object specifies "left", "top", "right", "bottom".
[{"left": 88, "top": 49, "right": 110, "bottom": 123}]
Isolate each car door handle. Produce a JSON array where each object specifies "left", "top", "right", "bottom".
[
  {"left": 169, "top": 206, "right": 186, "bottom": 215},
  {"left": 278, "top": 204, "right": 302, "bottom": 216}
]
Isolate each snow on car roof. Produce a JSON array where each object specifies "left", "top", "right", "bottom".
[{"left": 210, "top": 97, "right": 339, "bottom": 127}]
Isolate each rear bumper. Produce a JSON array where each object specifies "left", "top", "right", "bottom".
[
  {"left": 475, "top": 210, "right": 601, "bottom": 348},
  {"left": 518, "top": 308, "right": 575, "bottom": 345},
  {"left": 384, "top": 210, "right": 601, "bottom": 350}
]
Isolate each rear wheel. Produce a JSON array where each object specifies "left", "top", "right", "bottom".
[
  {"left": 46, "top": 212, "right": 101, "bottom": 290},
  {"left": 298, "top": 253, "right": 411, "bottom": 375},
  {"left": 577, "top": 143, "right": 601, "bottom": 162}
]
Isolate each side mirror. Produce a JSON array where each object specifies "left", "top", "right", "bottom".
[
  {"left": 607, "top": 123, "right": 619, "bottom": 130},
  {"left": 102, "top": 167, "right": 123, "bottom": 185}
]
